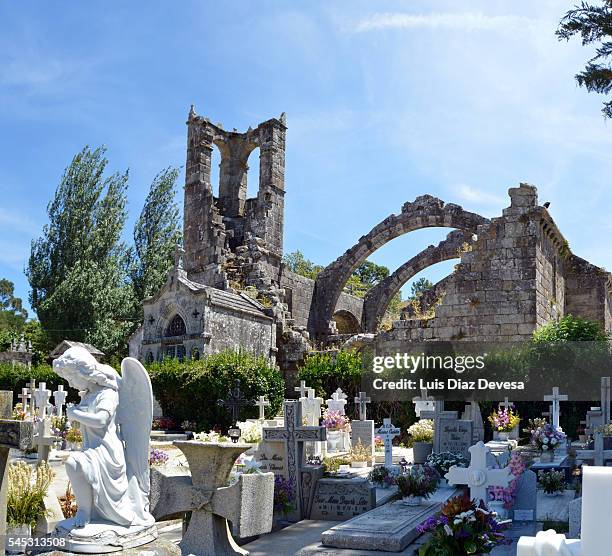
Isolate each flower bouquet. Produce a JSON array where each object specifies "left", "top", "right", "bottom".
[
  {"left": 488, "top": 408, "right": 520, "bottom": 440},
  {"left": 426, "top": 451, "right": 469, "bottom": 486},
  {"left": 368, "top": 466, "right": 396, "bottom": 488},
  {"left": 395, "top": 465, "right": 439, "bottom": 505},
  {"left": 407, "top": 419, "right": 434, "bottom": 464},
  {"left": 538, "top": 469, "right": 566, "bottom": 496},
  {"left": 322, "top": 410, "right": 350, "bottom": 452},
  {"left": 417, "top": 493, "right": 510, "bottom": 555},
  {"left": 149, "top": 448, "right": 170, "bottom": 467},
  {"left": 532, "top": 423, "right": 566, "bottom": 462},
  {"left": 374, "top": 435, "right": 385, "bottom": 452},
  {"left": 349, "top": 440, "right": 373, "bottom": 468},
  {"left": 237, "top": 420, "right": 262, "bottom": 444}
]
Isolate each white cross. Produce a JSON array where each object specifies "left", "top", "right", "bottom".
[
  {"left": 33, "top": 382, "right": 51, "bottom": 419},
  {"left": 333, "top": 388, "right": 347, "bottom": 401},
  {"left": 27, "top": 378, "right": 36, "bottom": 414},
  {"left": 18, "top": 388, "right": 30, "bottom": 412},
  {"left": 575, "top": 431, "right": 612, "bottom": 466},
  {"left": 499, "top": 397, "right": 513, "bottom": 410},
  {"left": 326, "top": 389, "right": 347, "bottom": 415},
  {"left": 34, "top": 419, "right": 58, "bottom": 464},
  {"left": 302, "top": 389, "right": 323, "bottom": 425},
  {"left": 255, "top": 395, "right": 270, "bottom": 420},
  {"left": 354, "top": 391, "right": 371, "bottom": 421},
  {"left": 294, "top": 380, "right": 309, "bottom": 399},
  {"left": 376, "top": 418, "right": 401, "bottom": 468},
  {"left": 445, "top": 441, "right": 513, "bottom": 504},
  {"left": 544, "top": 387, "right": 568, "bottom": 430},
  {"left": 53, "top": 385, "right": 67, "bottom": 417},
  {"left": 412, "top": 388, "right": 435, "bottom": 417}
]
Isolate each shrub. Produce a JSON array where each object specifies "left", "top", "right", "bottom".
[
  {"left": 407, "top": 419, "right": 434, "bottom": 445},
  {"left": 532, "top": 315, "right": 608, "bottom": 343},
  {"left": 8, "top": 461, "right": 54, "bottom": 527},
  {"left": 147, "top": 350, "right": 284, "bottom": 431},
  {"left": 0, "top": 363, "right": 78, "bottom": 406}
]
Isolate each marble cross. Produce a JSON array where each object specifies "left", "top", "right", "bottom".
[
  {"left": 543, "top": 387, "right": 568, "bottom": 430},
  {"left": 326, "top": 389, "right": 347, "bottom": 415},
  {"left": 576, "top": 431, "right": 612, "bottom": 466},
  {"left": 18, "top": 388, "right": 30, "bottom": 412},
  {"left": 376, "top": 418, "right": 401, "bottom": 468},
  {"left": 53, "top": 385, "right": 67, "bottom": 417},
  {"left": 34, "top": 419, "right": 57, "bottom": 464},
  {"left": 27, "top": 378, "right": 36, "bottom": 414},
  {"left": 217, "top": 379, "right": 253, "bottom": 425},
  {"left": 33, "top": 382, "right": 51, "bottom": 419},
  {"left": 412, "top": 388, "right": 435, "bottom": 417},
  {"left": 354, "top": 391, "right": 371, "bottom": 421},
  {"left": 445, "top": 441, "right": 512, "bottom": 504},
  {"left": 333, "top": 388, "right": 347, "bottom": 401},
  {"left": 262, "top": 400, "right": 326, "bottom": 519},
  {"left": 301, "top": 389, "right": 323, "bottom": 425},
  {"left": 499, "top": 397, "right": 513, "bottom": 410},
  {"left": 294, "top": 380, "right": 309, "bottom": 399},
  {"left": 255, "top": 395, "right": 270, "bottom": 420}
]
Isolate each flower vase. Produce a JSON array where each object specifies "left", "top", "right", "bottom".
[
  {"left": 327, "top": 430, "right": 342, "bottom": 452},
  {"left": 6, "top": 524, "right": 31, "bottom": 554},
  {"left": 539, "top": 450, "right": 554, "bottom": 463},
  {"left": 402, "top": 495, "right": 424, "bottom": 506},
  {"left": 412, "top": 441, "right": 433, "bottom": 464},
  {"left": 498, "top": 432, "right": 510, "bottom": 441}
]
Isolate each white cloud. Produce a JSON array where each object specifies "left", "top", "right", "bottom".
[
  {"left": 350, "top": 12, "right": 540, "bottom": 34},
  {"left": 455, "top": 185, "right": 506, "bottom": 207},
  {"left": 0, "top": 207, "right": 40, "bottom": 237}
]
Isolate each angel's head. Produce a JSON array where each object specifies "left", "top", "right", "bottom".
[{"left": 53, "top": 346, "right": 120, "bottom": 392}]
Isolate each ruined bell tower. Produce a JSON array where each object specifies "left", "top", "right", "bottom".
[{"left": 182, "top": 106, "right": 287, "bottom": 289}]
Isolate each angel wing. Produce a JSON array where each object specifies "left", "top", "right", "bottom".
[{"left": 118, "top": 357, "right": 154, "bottom": 525}]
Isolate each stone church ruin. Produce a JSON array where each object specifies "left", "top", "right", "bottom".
[{"left": 131, "top": 108, "right": 612, "bottom": 380}]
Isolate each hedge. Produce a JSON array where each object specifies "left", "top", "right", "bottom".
[
  {"left": 0, "top": 363, "right": 78, "bottom": 407},
  {"left": 147, "top": 350, "right": 285, "bottom": 431}
]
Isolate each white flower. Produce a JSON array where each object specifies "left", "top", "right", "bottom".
[
  {"left": 550, "top": 438, "right": 557, "bottom": 445},
  {"left": 542, "top": 437, "right": 549, "bottom": 444},
  {"left": 237, "top": 421, "right": 262, "bottom": 443},
  {"left": 542, "top": 444, "right": 549, "bottom": 451}
]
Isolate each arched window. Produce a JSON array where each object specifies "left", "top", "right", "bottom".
[{"left": 166, "top": 314, "right": 186, "bottom": 337}]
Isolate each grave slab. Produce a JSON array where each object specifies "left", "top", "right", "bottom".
[
  {"left": 320, "top": 487, "right": 461, "bottom": 552},
  {"left": 309, "top": 478, "right": 375, "bottom": 521},
  {"left": 536, "top": 489, "right": 575, "bottom": 522}
]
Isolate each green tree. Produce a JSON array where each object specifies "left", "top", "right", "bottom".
[
  {"left": 557, "top": 1, "right": 612, "bottom": 118},
  {"left": 408, "top": 277, "right": 434, "bottom": 301},
  {"left": 129, "top": 167, "right": 182, "bottom": 304},
  {"left": 26, "top": 146, "right": 134, "bottom": 356},
  {"left": 282, "top": 250, "right": 324, "bottom": 279},
  {"left": 0, "top": 279, "right": 28, "bottom": 344},
  {"left": 352, "top": 260, "right": 389, "bottom": 287}
]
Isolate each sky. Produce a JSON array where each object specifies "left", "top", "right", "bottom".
[{"left": 1, "top": 1, "right": 611, "bottom": 317}]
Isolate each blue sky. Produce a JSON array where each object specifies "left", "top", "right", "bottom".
[{"left": 1, "top": 1, "right": 611, "bottom": 317}]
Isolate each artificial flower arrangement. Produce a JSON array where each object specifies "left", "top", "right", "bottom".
[
  {"left": 374, "top": 435, "right": 385, "bottom": 451},
  {"left": 65, "top": 424, "right": 83, "bottom": 445},
  {"left": 488, "top": 451, "right": 526, "bottom": 509},
  {"left": 425, "top": 451, "right": 469, "bottom": 477},
  {"left": 538, "top": 470, "right": 566, "bottom": 495},
  {"left": 237, "top": 420, "right": 262, "bottom": 443},
  {"left": 322, "top": 456, "right": 351, "bottom": 476},
  {"left": 7, "top": 461, "right": 54, "bottom": 529},
  {"left": 349, "top": 440, "right": 373, "bottom": 466},
  {"left": 181, "top": 420, "right": 197, "bottom": 432},
  {"left": 321, "top": 409, "right": 351, "bottom": 431},
  {"left": 395, "top": 465, "right": 439, "bottom": 501},
  {"left": 12, "top": 403, "right": 27, "bottom": 421},
  {"left": 59, "top": 482, "right": 77, "bottom": 519},
  {"left": 149, "top": 448, "right": 170, "bottom": 466},
  {"left": 406, "top": 419, "right": 434, "bottom": 446},
  {"left": 368, "top": 466, "right": 396, "bottom": 488},
  {"left": 273, "top": 475, "right": 295, "bottom": 517},
  {"left": 488, "top": 408, "right": 520, "bottom": 433},
  {"left": 194, "top": 430, "right": 229, "bottom": 443},
  {"left": 531, "top": 423, "right": 566, "bottom": 452},
  {"left": 416, "top": 493, "right": 511, "bottom": 555},
  {"left": 522, "top": 417, "right": 547, "bottom": 437}
]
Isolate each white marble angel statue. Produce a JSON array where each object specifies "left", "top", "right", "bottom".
[{"left": 52, "top": 346, "right": 156, "bottom": 551}]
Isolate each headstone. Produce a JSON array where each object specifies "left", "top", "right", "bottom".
[
  {"left": 18, "top": 388, "right": 30, "bottom": 413},
  {"left": 354, "top": 391, "right": 371, "bottom": 421},
  {"left": 375, "top": 418, "right": 400, "bottom": 468},
  {"left": 0, "top": 392, "right": 12, "bottom": 420},
  {"left": 445, "top": 441, "right": 513, "bottom": 504},
  {"left": 500, "top": 397, "right": 513, "bottom": 410},
  {"left": 568, "top": 497, "right": 582, "bottom": 539},
  {"left": 462, "top": 400, "right": 484, "bottom": 443},
  {"left": 301, "top": 388, "right": 325, "bottom": 458},
  {"left": 511, "top": 468, "right": 537, "bottom": 521},
  {"left": 351, "top": 420, "right": 375, "bottom": 462},
  {"left": 250, "top": 440, "right": 286, "bottom": 475},
  {"left": 576, "top": 431, "right": 612, "bottom": 466},
  {"left": 412, "top": 388, "right": 435, "bottom": 418},
  {"left": 34, "top": 419, "right": 57, "bottom": 464},
  {"left": 437, "top": 419, "right": 473, "bottom": 458},
  {"left": 326, "top": 389, "right": 347, "bottom": 415},
  {"left": 294, "top": 380, "right": 309, "bottom": 398},
  {"left": 217, "top": 379, "right": 254, "bottom": 426},
  {"left": 33, "top": 382, "right": 51, "bottom": 419},
  {"left": 27, "top": 378, "right": 36, "bottom": 414},
  {"left": 420, "top": 400, "right": 459, "bottom": 452},
  {"left": 262, "top": 400, "right": 326, "bottom": 520},
  {"left": 543, "top": 387, "right": 568, "bottom": 431},
  {"left": 310, "top": 478, "right": 376, "bottom": 520},
  {"left": 255, "top": 395, "right": 270, "bottom": 421},
  {"left": 53, "top": 385, "right": 67, "bottom": 417},
  {"left": 154, "top": 441, "right": 274, "bottom": 556}
]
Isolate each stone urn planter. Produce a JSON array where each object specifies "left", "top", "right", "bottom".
[
  {"left": 539, "top": 450, "right": 554, "bottom": 463},
  {"left": 412, "top": 441, "right": 432, "bottom": 464},
  {"left": 402, "top": 495, "right": 424, "bottom": 506},
  {"left": 327, "top": 429, "right": 343, "bottom": 452},
  {"left": 351, "top": 460, "right": 368, "bottom": 469},
  {"left": 6, "top": 524, "right": 31, "bottom": 554}
]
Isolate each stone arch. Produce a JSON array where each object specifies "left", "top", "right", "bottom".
[
  {"left": 332, "top": 310, "right": 361, "bottom": 335},
  {"left": 166, "top": 314, "right": 187, "bottom": 337},
  {"left": 309, "top": 196, "right": 488, "bottom": 337},
  {"left": 362, "top": 230, "right": 473, "bottom": 332}
]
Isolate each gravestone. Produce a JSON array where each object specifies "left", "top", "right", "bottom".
[
  {"left": 262, "top": 400, "right": 326, "bottom": 520},
  {"left": 420, "top": 400, "right": 459, "bottom": 452},
  {"left": 53, "top": 385, "right": 67, "bottom": 417},
  {"left": 412, "top": 388, "right": 435, "bottom": 418},
  {"left": 153, "top": 441, "right": 274, "bottom": 556},
  {"left": 576, "top": 431, "right": 612, "bottom": 466},
  {"left": 0, "top": 391, "right": 12, "bottom": 419},
  {"left": 511, "top": 468, "right": 537, "bottom": 521},
  {"left": 33, "top": 382, "right": 51, "bottom": 419},
  {"left": 351, "top": 420, "right": 375, "bottom": 462},
  {"left": 255, "top": 395, "right": 270, "bottom": 420},
  {"left": 568, "top": 497, "right": 582, "bottom": 539},
  {"left": 301, "top": 389, "right": 325, "bottom": 458},
  {"left": 326, "top": 389, "right": 347, "bottom": 415},
  {"left": 375, "top": 418, "right": 400, "bottom": 468},
  {"left": 445, "top": 441, "right": 513, "bottom": 504},
  {"left": 543, "top": 387, "right": 568, "bottom": 431},
  {"left": 26, "top": 378, "right": 36, "bottom": 414},
  {"left": 354, "top": 392, "right": 371, "bottom": 421},
  {"left": 310, "top": 478, "right": 375, "bottom": 520},
  {"left": 250, "top": 441, "right": 286, "bottom": 474},
  {"left": 217, "top": 379, "right": 254, "bottom": 427},
  {"left": 437, "top": 418, "right": 473, "bottom": 458},
  {"left": 462, "top": 401, "right": 484, "bottom": 443}
]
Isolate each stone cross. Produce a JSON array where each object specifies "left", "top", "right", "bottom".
[
  {"left": 326, "top": 389, "right": 347, "bottom": 415},
  {"left": 159, "top": 441, "right": 274, "bottom": 556},
  {"left": 333, "top": 388, "right": 347, "bottom": 401},
  {"left": 499, "top": 397, "right": 513, "bottom": 410},
  {"left": 543, "top": 387, "right": 568, "bottom": 430},
  {"left": 294, "top": 380, "right": 309, "bottom": 398},
  {"left": 53, "top": 385, "right": 67, "bottom": 417},
  {"left": 217, "top": 379, "right": 253, "bottom": 425},
  {"left": 33, "top": 382, "right": 51, "bottom": 419},
  {"left": 576, "top": 431, "right": 612, "bottom": 466},
  {"left": 412, "top": 388, "right": 435, "bottom": 417},
  {"left": 255, "top": 395, "right": 270, "bottom": 421},
  {"left": 354, "top": 391, "right": 371, "bottom": 421},
  {"left": 301, "top": 389, "right": 323, "bottom": 425},
  {"left": 375, "top": 418, "right": 401, "bottom": 468},
  {"left": 34, "top": 419, "right": 57, "bottom": 464},
  {"left": 445, "top": 441, "right": 513, "bottom": 504},
  {"left": 27, "top": 378, "right": 36, "bottom": 414},
  {"left": 599, "top": 377, "right": 610, "bottom": 424},
  {"left": 262, "top": 400, "right": 326, "bottom": 519},
  {"left": 420, "top": 400, "right": 459, "bottom": 452},
  {"left": 18, "top": 388, "right": 30, "bottom": 412}
]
